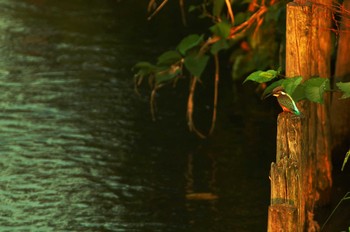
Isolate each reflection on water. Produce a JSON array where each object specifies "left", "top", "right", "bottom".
[{"left": 0, "top": 0, "right": 276, "bottom": 231}]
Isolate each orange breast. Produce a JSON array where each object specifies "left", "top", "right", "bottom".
[{"left": 280, "top": 104, "right": 293, "bottom": 113}]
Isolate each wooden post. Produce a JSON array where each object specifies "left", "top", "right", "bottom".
[
  {"left": 268, "top": 1, "right": 333, "bottom": 230},
  {"left": 268, "top": 113, "right": 307, "bottom": 232},
  {"left": 285, "top": 2, "right": 320, "bottom": 230},
  {"left": 268, "top": 114, "right": 320, "bottom": 231}
]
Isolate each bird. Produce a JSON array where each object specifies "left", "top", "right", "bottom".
[{"left": 271, "top": 86, "right": 301, "bottom": 116}]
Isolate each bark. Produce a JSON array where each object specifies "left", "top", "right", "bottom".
[
  {"left": 286, "top": 0, "right": 333, "bottom": 206},
  {"left": 311, "top": 0, "right": 332, "bottom": 206},
  {"left": 268, "top": 1, "right": 333, "bottom": 230}
]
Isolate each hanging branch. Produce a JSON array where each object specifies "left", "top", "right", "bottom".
[
  {"left": 148, "top": 0, "right": 188, "bottom": 25},
  {"left": 137, "top": 1, "right": 275, "bottom": 138},
  {"left": 150, "top": 85, "right": 161, "bottom": 121},
  {"left": 187, "top": 77, "right": 206, "bottom": 139},
  {"left": 198, "top": 5, "right": 268, "bottom": 54},
  {"left": 179, "top": 0, "right": 187, "bottom": 26},
  {"left": 208, "top": 54, "right": 220, "bottom": 136},
  {"left": 186, "top": 54, "right": 219, "bottom": 138},
  {"left": 148, "top": 0, "right": 168, "bottom": 20},
  {"left": 225, "top": 0, "right": 235, "bottom": 24}
]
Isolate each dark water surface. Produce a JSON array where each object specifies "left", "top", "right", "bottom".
[{"left": 0, "top": 0, "right": 276, "bottom": 231}]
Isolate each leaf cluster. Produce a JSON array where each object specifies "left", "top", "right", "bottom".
[
  {"left": 244, "top": 69, "right": 350, "bottom": 103},
  {"left": 133, "top": 34, "right": 210, "bottom": 87},
  {"left": 135, "top": 0, "right": 288, "bottom": 88},
  {"left": 134, "top": 0, "right": 301, "bottom": 137}
]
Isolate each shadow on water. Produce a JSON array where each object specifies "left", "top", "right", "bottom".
[{"left": 0, "top": 0, "right": 277, "bottom": 231}]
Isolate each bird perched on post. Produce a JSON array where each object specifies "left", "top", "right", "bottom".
[{"left": 271, "top": 86, "right": 301, "bottom": 116}]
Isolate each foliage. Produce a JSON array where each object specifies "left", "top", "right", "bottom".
[
  {"left": 134, "top": 33, "right": 208, "bottom": 85},
  {"left": 243, "top": 67, "right": 350, "bottom": 104},
  {"left": 135, "top": 0, "right": 350, "bottom": 137},
  {"left": 134, "top": 0, "right": 286, "bottom": 137},
  {"left": 243, "top": 69, "right": 280, "bottom": 84},
  {"left": 336, "top": 82, "right": 350, "bottom": 99}
]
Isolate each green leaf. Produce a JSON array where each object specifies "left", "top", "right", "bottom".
[
  {"left": 210, "top": 20, "right": 232, "bottom": 38},
  {"left": 133, "top": 62, "right": 156, "bottom": 76},
  {"left": 282, "top": 76, "right": 303, "bottom": 96},
  {"left": 210, "top": 39, "right": 229, "bottom": 54},
  {"left": 188, "top": 5, "right": 198, "bottom": 12},
  {"left": 155, "top": 67, "right": 181, "bottom": 84},
  {"left": 177, "top": 34, "right": 204, "bottom": 55},
  {"left": 213, "top": 0, "right": 225, "bottom": 17},
  {"left": 341, "top": 148, "right": 350, "bottom": 171},
  {"left": 262, "top": 79, "right": 284, "bottom": 98},
  {"left": 157, "top": 51, "right": 182, "bottom": 66},
  {"left": 234, "top": 12, "right": 249, "bottom": 26},
  {"left": 336, "top": 82, "right": 350, "bottom": 99},
  {"left": 243, "top": 69, "right": 278, "bottom": 84},
  {"left": 304, "top": 78, "right": 330, "bottom": 103},
  {"left": 291, "top": 84, "right": 306, "bottom": 102},
  {"left": 133, "top": 61, "right": 155, "bottom": 70},
  {"left": 261, "top": 70, "right": 278, "bottom": 79},
  {"left": 184, "top": 54, "right": 209, "bottom": 77}
]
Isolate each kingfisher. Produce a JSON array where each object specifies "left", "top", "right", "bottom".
[{"left": 270, "top": 86, "right": 301, "bottom": 116}]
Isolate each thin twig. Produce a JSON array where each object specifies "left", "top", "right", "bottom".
[
  {"left": 199, "top": 5, "right": 268, "bottom": 55},
  {"left": 150, "top": 87, "right": 158, "bottom": 121},
  {"left": 187, "top": 77, "right": 206, "bottom": 139},
  {"left": 148, "top": 0, "right": 168, "bottom": 20},
  {"left": 147, "top": 0, "right": 156, "bottom": 12},
  {"left": 150, "top": 84, "right": 164, "bottom": 121},
  {"left": 225, "top": 0, "right": 235, "bottom": 24},
  {"left": 134, "top": 75, "right": 143, "bottom": 96},
  {"left": 208, "top": 54, "right": 220, "bottom": 135},
  {"left": 229, "top": 6, "right": 267, "bottom": 37},
  {"left": 321, "top": 192, "right": 350, "bottom": 231},
  {"left": 179, "top": 0, "right": 187, "bottom": 26}
]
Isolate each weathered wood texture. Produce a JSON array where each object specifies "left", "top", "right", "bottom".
[
  {"left": 286, "top": 0, "right": 332, "bottom": 207},
  {"left": 268, "top": 205, "right": 298, "bottom": 232},
  {"left": 268, "top": 1, "right": 333, "bottom": 231},
  {"left": 285, "top": 2, "right": 312, "bottom": 78},
  {"left": 331, "top": 0, "right": 350, "bottom": 150},
  {"left": 286, "top": 3, "right": 320, "bottom": 230},
  {"left": 311, "top": 0, "right": 332, "bottom": 206},
  {"left": 268, "top": 113, "right": 309, "bottom": 232}
]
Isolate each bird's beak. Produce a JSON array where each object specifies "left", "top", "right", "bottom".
[{"left": 263, "top": 92, "right": 273, "bottom": 99}]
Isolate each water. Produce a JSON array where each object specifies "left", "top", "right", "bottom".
[{"left": 0, "top": 0, "right": 276, "bottom": 231}]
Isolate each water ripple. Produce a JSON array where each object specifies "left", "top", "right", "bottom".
[{"left": 0, "top": 0, "right": 149, "bottom": 231}]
